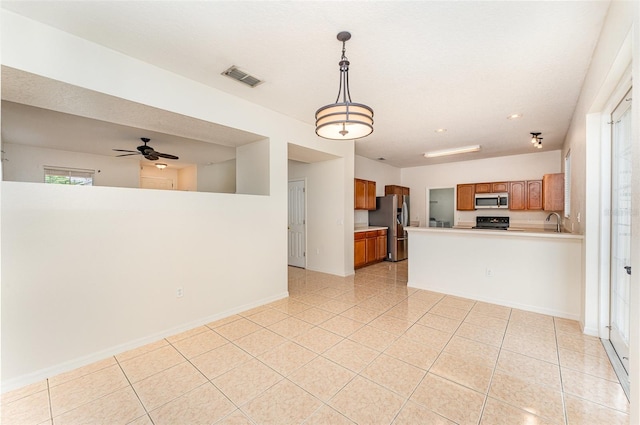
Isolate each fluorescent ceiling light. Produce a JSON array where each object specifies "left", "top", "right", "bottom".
[{"left": 423, "top": 145, "right": 481, "bottom": 158}]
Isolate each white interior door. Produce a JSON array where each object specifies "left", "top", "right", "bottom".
[
  {"left": 610, "top": 87, "right": 632, "bottom": 373},
  {"left": 288, "top": 180, "right": 306, "bottom": 268},
  {"left": 140, "top": 176, "right": 174, "bottom": 190}
]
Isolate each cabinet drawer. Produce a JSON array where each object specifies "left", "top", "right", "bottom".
[
  {"left": 354, "top": 232, "right": 366, "bottom": 240},
  {"left": 365, "top": 231, "right": 378, "bottom": 238},
  {"left": 377, "top": 229, "right": 387, "bottom": 236}
]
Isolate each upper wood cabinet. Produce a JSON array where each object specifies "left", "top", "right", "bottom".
[
  {"left": 491, "top": 182, "right": 509, "bottom": 193},
  {"left": 543, "top": 173, "right": 564, "bottom": 212},
  {"left": 456, "top": 184, "right": 476, "bottom": 211},
  {"left": 355, "top": 178, "right": 376, "bottom": 210},
  {"left": 509, "top": 180, "right": 542, "bottom": 211},
  {"left": 385, "top": 185, "right": 410, "bottom": 210},
  {"left": 509, "top": 181, "right": 526, "bottom": 210},
  {"left": 476, "top": 182, "right": 508, "bottom": 193},
  {"left": 527, "top": 180, "right": 543, "bottom": 210},
  {"left": 475, "top": 183, "right": 491, "bottom": 194},
  {"left": 367, "top": 181, "right": 376, "bottom": 209}
]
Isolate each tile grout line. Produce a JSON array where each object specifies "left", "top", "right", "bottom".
[
  {"left": 554, "top": 317, "right": 570, "bottom": 425},
  {"left": 113, "top": 355, "right": 157, "bottom": 425},
  {"left": 476, "top": 306, "right": 513, "bottom": 425},
  {"left": 46, "top": 378, "right": 53, "bottom": 425}
]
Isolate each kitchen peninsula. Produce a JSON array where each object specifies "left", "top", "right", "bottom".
[{"left": 406, "top": 227, "right": 583, "bottom": 320}]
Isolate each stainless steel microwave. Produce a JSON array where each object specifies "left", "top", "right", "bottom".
[{"left": 474, "top": 192, "right": 509, "bottom": 209}]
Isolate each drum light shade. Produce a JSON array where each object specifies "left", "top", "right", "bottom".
[{"left": 315, "top": 32, "right": 374, "bottom": 140}]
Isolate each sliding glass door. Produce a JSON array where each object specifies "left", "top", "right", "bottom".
[{"left": 609, "top": 87, "right": 632, "bottom": 373}]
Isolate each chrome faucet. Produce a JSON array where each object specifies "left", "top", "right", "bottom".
[{"left": 546, "top": 212, "right": 562, "bottom": 233}]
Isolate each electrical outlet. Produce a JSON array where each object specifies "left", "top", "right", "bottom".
[
  {"left": 316, "top": 248, "right": 320, "bottom": 254},
  {"left": 176, "top": 287, "right": 184, "bottom": 298},
  {"left": 486, "top": 268, "right": 493, "bottom": 277}
]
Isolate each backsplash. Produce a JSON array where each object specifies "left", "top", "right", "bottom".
[{"left": 354, "top": 210, "right": 369, "bottom": 228}]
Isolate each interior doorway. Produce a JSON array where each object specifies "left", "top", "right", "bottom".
[
  {"left": 428, "top": 188, "right": 454, "bottom": 228},
  {"left": 288, "top": 179, "right": 306, "bottom": 268},
  {"left": 608, "top": 87, "right": 633, "bottom": 380}
]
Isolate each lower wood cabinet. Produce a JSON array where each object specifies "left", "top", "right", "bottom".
[{"left": 354, "top": 229, "right": 387, "bottom": 268}]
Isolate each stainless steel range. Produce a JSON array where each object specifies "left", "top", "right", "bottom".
[{"left": 473, "top": 216, "right": 509, "bottom": 230}]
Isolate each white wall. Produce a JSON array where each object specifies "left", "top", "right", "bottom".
[
  {"left": 197, "top": 160, "right": 235, "bottom": 193},
  {"left": 236, "top": 139, "right": 269, "bottom": 196},
  {"left": 2, "top": 143, "right": 140, "bottom": 188},
  {"left": 401, "top": 150, "right": 561, "bottom": 227},
  {"left": 354, "top": 155, "right": 402, "bottom": 226},
  {"left": 177, "top": 165, "right": 197, "bottom": 191},
  {"left": 289, "top": 158, "right": 352, "bottom": 276},
  {"left": 1, "top": 10, "right": 354, "bottom": 390}
]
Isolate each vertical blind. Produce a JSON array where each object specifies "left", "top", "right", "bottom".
[{"left": 564, "top": 152, "right": 571, "bottom": 218}]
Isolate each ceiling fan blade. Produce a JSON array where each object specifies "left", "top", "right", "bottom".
[
  {"left": 116, "top": 153, "right": 140, "bottom": 157},
  {"left": 144, "top": 154, "right": 160, "bottom": 161},
  {"left": 155, "top": 152, "right": 179, "bottom": 160},
  {"left": 113, "top": 149, "right": 138, "bottom": 153}
]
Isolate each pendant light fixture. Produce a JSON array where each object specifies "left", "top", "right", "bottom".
[
  {"left": 315, "top": 31, "right": 374, "bottom": 140},
  {"left": 530, "top": 132, "right": 543, "bottom": 149}
]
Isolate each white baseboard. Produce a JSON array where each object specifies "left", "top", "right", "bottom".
[
  {"left": 1, "top": 291, "right": 289, "bottom": 393},
  {"left": 407, "top": 281, "right": 580, "bottom": 322}
]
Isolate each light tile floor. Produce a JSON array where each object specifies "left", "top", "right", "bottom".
[{"left": 1, "top": 262, "right": 630, "bottom": 425}]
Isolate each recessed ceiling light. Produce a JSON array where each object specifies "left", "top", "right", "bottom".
[
  {"left": 435, "top": 128, "right": 447, "bottom": 133},
  {"left": 424, "top": 145, "right": 481, "bottom": 158},
  {"left": 507, "top": 113, "right": 523, "bottom": 120}
]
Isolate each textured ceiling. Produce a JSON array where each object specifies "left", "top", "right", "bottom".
[{"left": 1, "top": 1, "right": 610, "bottom": 168}]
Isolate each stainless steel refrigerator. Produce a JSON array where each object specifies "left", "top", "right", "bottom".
[{"left": 368, "top": 194, "right": 409, "bottom": 261}]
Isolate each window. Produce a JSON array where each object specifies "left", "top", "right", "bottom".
[
  {"left": 44, "top": 167, "right": 94, "bottom": 186},
  {"left": 564, "top": 151, "right": 571, "bottom": 217}
]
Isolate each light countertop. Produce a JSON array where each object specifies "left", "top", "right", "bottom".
[
  {"left": 354, "top": 226, "right": 388, "bottom": 233},
  {"left": 407, "top": 226, "right": 583, "bottom": 240}
]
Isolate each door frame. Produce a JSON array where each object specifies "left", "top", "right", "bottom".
[
  {"left": 596, "top": 72, "right": 632, "bottom": 398},
  {"left": 287, "top": 178, "right": 307, "bottom": 268}
]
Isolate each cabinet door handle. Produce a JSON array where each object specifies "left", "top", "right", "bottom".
[{"left": 624, "top": 266, "right": 631, "bottom": 275}]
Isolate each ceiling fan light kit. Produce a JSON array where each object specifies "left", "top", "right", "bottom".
[{"left": 315, "top": 31, "right": 374, "bottom": 140}]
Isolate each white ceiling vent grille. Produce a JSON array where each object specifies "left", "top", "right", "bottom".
[{"left": 221, "top": 66, "right": 264, "bottom": 88}]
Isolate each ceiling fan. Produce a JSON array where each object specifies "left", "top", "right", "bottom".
[{"left": 113, "top": 138, "right": 179, "bottom": 161}]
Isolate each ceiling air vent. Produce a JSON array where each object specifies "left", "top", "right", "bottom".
[{"left": 221, "top": 66, "right": 264, "bottom": 88}]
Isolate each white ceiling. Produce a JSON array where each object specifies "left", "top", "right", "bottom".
[{"left": 1, "top": 1, "right": 610, "bottom": 168}]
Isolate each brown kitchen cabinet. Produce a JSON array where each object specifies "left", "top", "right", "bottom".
[
  {"left": 354, "top": 232, "right": 367, "bottom": 268},
  {"left": 354, "top": 229, "right": 387, "bottom": 268},
  {"left": 456, "top": 184, "right": 476, "bottom": 211},
  {"left": 385, "top": 185, "right": 410, "bottom": 210},
  {"left": 491, "top": 182, "right": 509, "bottom": 193},
  {"left": 543, "top": 173, "right": 564, "bottom": 212},
  {"left": 509, "top": 180, "right": 543, "bottom": 211},
  {"left": 527, "top": 180, "right": 543, "bottom": 210},
  {"left": 509, "top": 181, "right": 526, "bottom": 210},
  {"left": 476, "top": 182, "right": 508, "bottom": 193},
  {"left": 354, "top": 178, "right": 376, "bottom": 210},
  {"left": 376, "top": 229, "right": 388, "bottom": 261}
]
